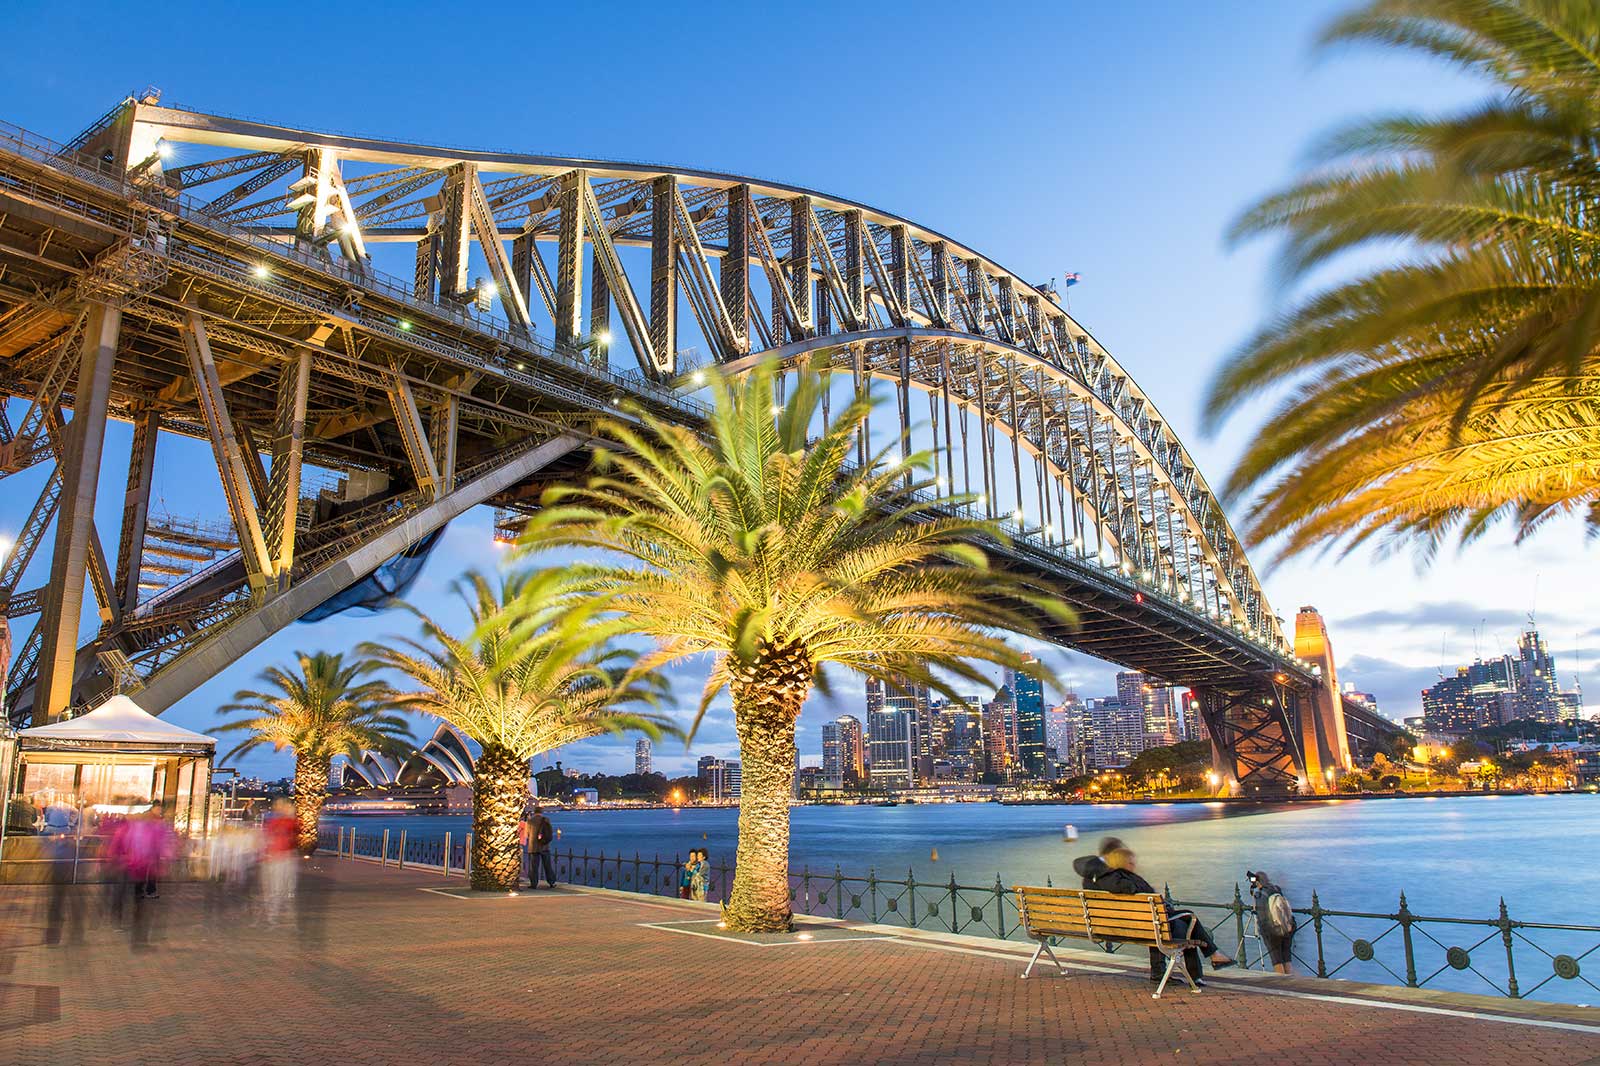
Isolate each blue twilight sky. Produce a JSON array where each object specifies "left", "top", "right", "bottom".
[{"left": 2, "top": 1, "right": 1594, "bottom": 777}]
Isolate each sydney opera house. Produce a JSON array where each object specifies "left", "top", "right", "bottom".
[{"left": 327, "top": 724, "right": 480, "bottom": 813}]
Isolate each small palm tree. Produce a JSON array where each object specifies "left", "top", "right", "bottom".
[
  {"left": 1208, "top": 0, "right": 1600, "bottom": 560},
  {"left": 363, "top": 570, "right": 673, "bottom": 892},
  {"left": 213, "top": 651, "right": 412, "bottom": 853},
  {"left": 511, "top": 358, "right": 1062, "bottom": 931}
]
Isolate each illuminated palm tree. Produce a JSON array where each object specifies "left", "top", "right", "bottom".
[
  {"left": 510, "top": 358, "right": 1062, "bottom": 931},
  {"left": 363, "top": 570, "right": 673, "bottom": 892},
  {"left": 213, "top": 651, "right": 412, "bottom": 853},
  {"left": 1208, "top": 0, "right": 1600, "bottom": 560}
]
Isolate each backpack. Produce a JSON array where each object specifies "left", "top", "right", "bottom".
[
  {"left": 1261, "top": 891, "right": 1296, "bottom": 938},
  {"left": 535, "top": 817, "right": 554, "bottom": 846}
]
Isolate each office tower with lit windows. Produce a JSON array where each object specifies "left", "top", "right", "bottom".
[
  {"left": 867, "top": 706, "right": 915, "bottom": 789},
  {"left": 1009, "top": 655, "right": 1047, "bottom": 777},
  {"left": 634, "top": 737, "right": 652, "bottom": 776}
]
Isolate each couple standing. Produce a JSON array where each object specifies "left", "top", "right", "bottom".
[{"left": 518, "top": 805, "right": 556, "bottom": 889}]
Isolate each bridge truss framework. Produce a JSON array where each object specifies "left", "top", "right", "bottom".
[{"left": 0, "top": 94, "right": 1325, "bottom": 792}]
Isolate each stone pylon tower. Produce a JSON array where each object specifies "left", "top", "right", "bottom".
[{"left": 1293, "top": 606, "right": 1351, "bottom": 790}]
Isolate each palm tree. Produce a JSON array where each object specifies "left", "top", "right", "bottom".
[
  {"left": 363, "top": 570, "right": 673, "bottom": 892},
  {"left": 1207, "top": 0, "right": 1600, "bottom": 561},
  {"left": 213, "top": 651, "right": 412, "bottom": 853},
  {"left": 510, "top": 358, "right": 1062, "bottom": 931}
]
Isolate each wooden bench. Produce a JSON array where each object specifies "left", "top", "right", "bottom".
[{"left": 1014, "top": 885, "right": 1207, "bottom": 998}]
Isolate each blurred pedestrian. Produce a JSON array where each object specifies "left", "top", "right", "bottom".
[
  {"left": 114, "top": 804, "right": 178, "bottom": 948},
  {"left": 42, "top": 830, "right": 84, "bottom": 946},
  {"left": 260, "top": 799, "right": 299, "bottom": 924}
]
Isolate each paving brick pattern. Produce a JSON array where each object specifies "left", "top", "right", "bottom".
[{"left": 3, "top": 859, "right": 1598, "bottom": 1066}]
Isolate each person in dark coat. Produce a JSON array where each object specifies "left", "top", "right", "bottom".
[
  {"left": 1072, "top": 836, "right": 1234, "bottom": 984},
  {"left": 526, "top": 805, "right": 556, "bottom": 889}
]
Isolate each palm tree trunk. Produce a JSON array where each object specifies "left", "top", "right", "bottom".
[
  {"left": 471, "top": 742, "right": 529, "bottom": 891},
  {"left": 291, "top": 754, "right": 331, "bottom": 855},
  {"left": 725, "top": 651, "right": 808, "bottom": 932}
]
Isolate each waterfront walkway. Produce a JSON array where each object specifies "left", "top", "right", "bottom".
[{"left": 3, "top": 858, "right": 1597, "bottom": 1066}]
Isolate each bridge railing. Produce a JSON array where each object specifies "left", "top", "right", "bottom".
[{"left": 315, "top": 825, "right": 1599, "bottom": 1004}]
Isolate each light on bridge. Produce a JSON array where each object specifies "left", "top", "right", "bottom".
[
  {"left": 1012, "top": 509, "right": 1024, "bottom": 522},
  {"left": 691, "top": 370, "right": 707, "bottom": 385},
  {"left": 252, "top": 264, "right": 271, "bottom": 280},
  {"left": 399, "top": 320, "right": 413, "bottom": 331},
  {"left": 597, "top": 330, "right": 612, "bottom": 346}
]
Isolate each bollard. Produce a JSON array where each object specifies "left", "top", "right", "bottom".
[
  {"left": 465, "top": 833, "right": 472, "bottom": 880},
  {"left": 444, "top": 832, "right": 452, "bottom": 877},
  {"left": 381, "top": 828, "right": 390, "bottom": 868},
  {"left": 337, "top": 826, "right": 345, "bottom": 857},
  {"left": 398, "top": 829, "right": 407, "bottom": 869}
]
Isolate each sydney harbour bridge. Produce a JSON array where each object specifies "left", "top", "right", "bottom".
[{"left": 0, "top": 92, "right": 1376, "bottom": 793}]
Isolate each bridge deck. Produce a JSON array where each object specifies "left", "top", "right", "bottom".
[{"left": 3, "top": 857, "right": 1595, "bottom": 1065}]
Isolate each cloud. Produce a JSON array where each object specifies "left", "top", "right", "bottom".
[
  {"left": 1337, "top": 653, "right": 1444, "bottom": 721},
  {"left": 1333, "top": 601, "right": 1553, "bottom": 634}
]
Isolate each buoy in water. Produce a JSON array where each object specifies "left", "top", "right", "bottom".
[
  {"left": 930, "top": 847, "right": 939, "bottom": 862},
  {"left": 1063, "top": 824, "right": 1078, "bottom": 842}
]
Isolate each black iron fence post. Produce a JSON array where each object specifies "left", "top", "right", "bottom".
[
  {"left": 868, "top": 867, "right": 879, "bottom": 923},
  {"left": 801, "top": 864, "right": 812, "bottom": 915},
  {"left": 908, "top": 868, "right": 918, "bottom": 927},
  {"left": 1498, "top": 898, "right": 1521, "bottom": 999},
  {"left": 834, "top": 865, "right": 844, "bottom": 920},
  {"left": 948, "top": 874, "right": 959, "bottom": 934},
  {"left": 993, "top": 874, "right": 1005, "bottom": 936},
  {"left": 1398, "top": 892, "right": 1418, "bottom": 987},
  {"left": 1311, "top": 890, "right": 1327, "bottom": 978}
]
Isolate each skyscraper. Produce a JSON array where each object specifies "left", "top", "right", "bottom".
[
  {"left": 1087, "top": 697, "right": 1143, "bottom": 769},
  {"left": 821, "top": 720, "right": 842, "bottom": 787},
  {"left": 1180, "top": 690, "right": 1205, "bottom": 743},
  {"left": 1009, "top": 655, "right": 1047, "bottom": 777},
  {"left": 634, "top": 737, "right": 652, "bottom": 776},
  {"left": 836, "top": 714, "right": 865, "bottom": 783},
  {"left": 981, "top": 686, "right": 1015, "bottom": 779},
  {"left": 1513, "top": 628, "right": 1567, "bottom": 723},
  {"left": 867, "top": 706, "right": 915, "bottom": 789},
  {"left": 1045, "top": 694, "right": 1083, "bottom": 776}
]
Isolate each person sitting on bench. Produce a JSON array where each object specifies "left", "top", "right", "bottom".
[{"left": 1073, "top": 836, "right": 1234, "bottom": 984}]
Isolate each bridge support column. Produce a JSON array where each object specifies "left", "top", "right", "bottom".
[
  {"left": 1197, "top": 683, "right": 1305, "bottom": 796},
  {"left": 114, "top": 408, "right": 158, "bottom": 613},
  {"left": 35, "top": 302, "right": 119, "bottom": 722}
]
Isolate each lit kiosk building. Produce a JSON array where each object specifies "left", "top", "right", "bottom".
[{"left": 2, "top": 695, "right": 215, "bottom": 883}]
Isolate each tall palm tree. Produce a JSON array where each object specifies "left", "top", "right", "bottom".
[
  {"left": 363, "top": 570, "right": 673, "bottom": 892},
  {"left": 1207, "top": 0, "right": 1600, "bottom": 561},
  {"left": 510, "top": 359, "right": 1063, "bottom": 931},
  {"left": 213, "top": 651, "right": 412, "bottom": 853}
]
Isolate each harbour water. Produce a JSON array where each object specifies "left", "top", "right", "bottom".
[{"left": 324, "top": 793, "right": 1596, "bottom": 921}]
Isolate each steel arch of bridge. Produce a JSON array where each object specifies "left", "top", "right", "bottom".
[
  {"left": 121, "top": 100, "right": 1281, "bottom": 648},
  {"left": 0, "top": 95, "right": 1316, "bottom": 792}
]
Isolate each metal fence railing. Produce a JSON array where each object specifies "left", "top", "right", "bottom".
[{"left": 315, "top": 826, "right": 1599, "bottom": 1004}]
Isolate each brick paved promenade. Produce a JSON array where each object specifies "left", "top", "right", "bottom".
[{"left": 3, "top": 857, "right": 1598, "bottom": 1066}]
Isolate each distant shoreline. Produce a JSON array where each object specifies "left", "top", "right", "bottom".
[{"left": 319, "top": 787, "right": 1592, "bottom": 816}]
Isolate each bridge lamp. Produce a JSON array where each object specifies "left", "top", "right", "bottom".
[
  {"left": 399, "top": 320, "right": 413, "bottom": 331},
  {"left": 691, "top": 370, "right": 707, "bottom": 386},
  {"left": 1012, "top": 509, "right": 1024, "bottom": 522},
  {"left": 596, "top": 330, "right": 612, "bottom": 346},
  {"left": 252, "top": 264, "right": 271, "bottom": 280}
]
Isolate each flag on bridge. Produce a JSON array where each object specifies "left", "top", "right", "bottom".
[{"left": 1062, "top": 272, "right": 1082, "bottom": 287}]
